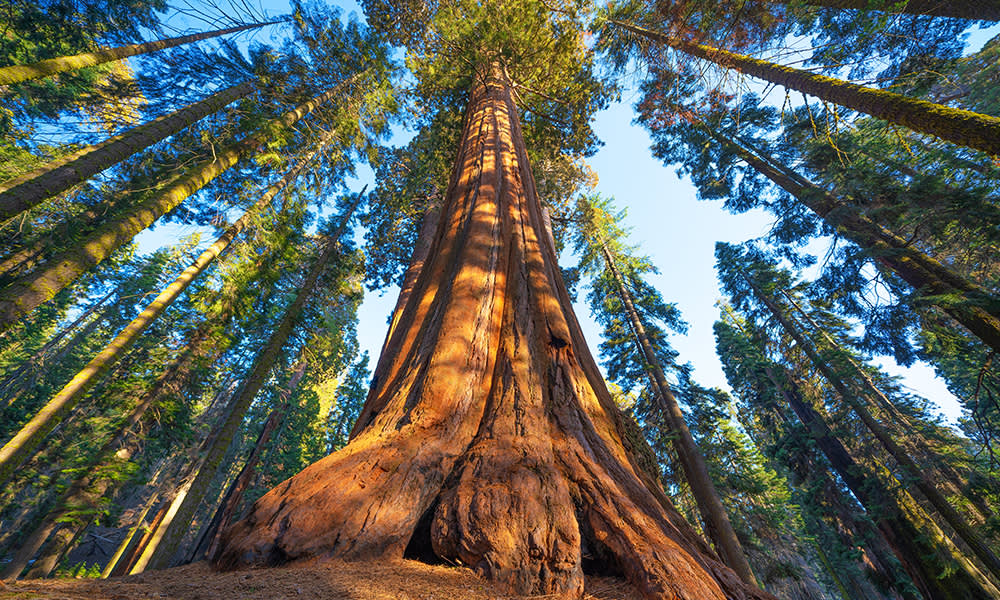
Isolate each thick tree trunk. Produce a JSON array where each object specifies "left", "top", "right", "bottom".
[
  {"left": 799, "top": 0, "right": 1000, "bottom": 21},
  {"left": 762, "top": 366, "right": 996, "bottom": 599},
  {"left": 215, "top": 67, "right": 771, "bottom": 600},
  {"left": 0, "top": 144, "right": 323, "bottom": 486},
  {"left": 710, "top": 127, "right": 1000, "bottom": 355},
  {"left": 0, "top": 22, "right": 280, "bottom": 86},
  {"left": 748, "top": 278, "right": 1000, "bottom": 586},
  {"left": 612, "top": 20, "right": 1000, "bottom": 156},
  {"left": 597, "top": 239, "right": 756, "bottom": 585},
  {"left": 0, "top": 84, "right": 342, "bottom": 332},
  {"left": 141, "top": 197, "right": 360, "bottom": 571},
  {"left": 0, "top": 82, "right": 256, "bottom": 221}
]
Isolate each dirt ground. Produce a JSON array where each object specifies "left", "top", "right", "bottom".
[{"left": 0, "top": 559, "right": 645, "bottom": 600}]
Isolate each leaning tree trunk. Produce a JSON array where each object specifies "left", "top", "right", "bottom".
[
  {"left": 2, "top": 320, "right": 224, "bottom": 580},
  {"left": 193, "top": 361, "right": 308, "bottom": 563},
  {"left": 708, "top": 126, "right": 1000, "bottom": 355},
  {"left": 780, "top": 289, "right": 998, "bottom": 524},
  {"left": 0, "top": 81, "right": 256, "bottom": 221},
  {"left": 0, "top": 142, "right": 325, "bottom": 486},
  {"left": 597, "top": 238, "right": 756, "bottom": 585},
  {"left": 215, "top": 67, "right": 770, "bottom": 600},
  {"left": 125, "top": 378, "right": 246, "bottom": 575},
  {"left": 141, "top": 197, "right": 361, "bottom": 571},
  {"left": 747, "top": 277, "right": 1000, "bottom": 585},
  {"left": 797, "top": 0, "right": 1000, "bottom": 21},
  {"left": 762, "top": 365, "right": 997, "bottom": 599},
  {"left": 0, "top": 83, "right": 342, "bottom": 333},
  {"left": 0, "top": 21, "right": 281, "bottom": 86},
  {"left": 611, "top": 20, "right": 1000, "bottom": 156}
]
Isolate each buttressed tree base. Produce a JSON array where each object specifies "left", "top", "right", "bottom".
[{"left": 215, "top": 68, "right": 771, "bottom": 600}]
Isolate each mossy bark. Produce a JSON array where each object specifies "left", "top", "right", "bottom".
[
  {"left": 707, "top": 126, "right": 1000, "bottom": 355},
  {"left": 0, "top": 84, "right": 340, "bottom": 333},
  {"left": 613, "top": 20, "right": 1000, "bottom": 156},
  {"left": 763, "top": 366, "right": 995, "bottom": 599},
  {"left": 140, "top": 199, "right": 359, "bottom": 571},
  {"left": 0, "top": 22, "right": 278, "bottom": 86},
  {"left": 802, "top": 0, "right": 1000, "bottom": 21},
  {"left": 0, "top": 81, "right": 255, "bottom": 221},
  {"left": 0, "top": 141, "right": 325, "bottom": 488},
  {"left": 750, "top": 279, "right": 1000, "bottom": 594}
]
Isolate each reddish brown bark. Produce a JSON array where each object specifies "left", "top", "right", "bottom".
[{"left": 215, "top": 68, "right": 770, "bottom": 600}]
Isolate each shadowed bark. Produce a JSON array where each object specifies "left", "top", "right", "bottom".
[
  {"left": 214, "top": 67, "right": 771, "bottom": 600},
  {"left": 761, "top": 365, "right": 998, "bottom": 599},
  {"left": 745, "top": 275, "right": 1000, "bottom": 585}
]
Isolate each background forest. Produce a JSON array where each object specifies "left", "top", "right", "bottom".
[{"left": 0, "top": 0, "right": 998, "bottom": 599}]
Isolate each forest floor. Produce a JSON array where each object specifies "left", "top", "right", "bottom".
[{"left": 0, "top": 558, "right": 644, "bottom": 599}]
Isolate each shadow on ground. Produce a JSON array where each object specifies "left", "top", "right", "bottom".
[{"left": 0, "top": 558, "right": 644, "bottom": 599}]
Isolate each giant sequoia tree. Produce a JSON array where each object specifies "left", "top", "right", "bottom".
[{"left": 214, "top": 4, "right": 771, "bottom": 593}]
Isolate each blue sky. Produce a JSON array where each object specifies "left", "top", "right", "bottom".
[{"left": 137, "top": 1, "right": 999, "bottom": 426}]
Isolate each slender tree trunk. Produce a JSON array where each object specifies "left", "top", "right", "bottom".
[
  {"left": 124, "top": 377, "right": 245, "bottom": 574},
  {"left": 780, "top": 289, "right": 999, "bottom": 523},
  {"left": 707, "top": 126, "right": 1000, "bottom": 354},
  {"left": 0, "top": 83, "right": 343, "bottom": 332},
  {"left": 101, "top": 488, "right": 161, "bottom": 578},
  {"left": 798, "top": 0, "right": 1000, "bottom": 21},
  {"left": 0, "top": 329, "right": 210, "bottom": 580},
  {"left": 612, "top": 20, "right": 1000, "bottom": 156},
  {"left": 141, "top": 196, "right": 362, "bottom": 571},
  {"left": 0, "top": 188, "right": 133, "bottom": 281},
  {"left": 0, "top": 82, "right": 256, "bottom": 221},
  {"left": 215, "top": 66, "right": 772, "bottom": 600},
  {"left": 193, "top": 361, "right": 309, "bottom": 563},
  {"left": 748, "top": 277, "right": 1000, "bottom": 584},
  {"left": 0, "top": 288, "right": 113, "bottom": 409},
  {"left": 0, "top": 143, "right": 325, "bottom": 486},
  {"left": 761, "top": 366, "right": 995, "bottom": 599},
  {"left": 0, "top": 22, "right": 282, "bottom": 86},
  {"left": 597, "top": 238, "right": 757, "bottom": 585}
]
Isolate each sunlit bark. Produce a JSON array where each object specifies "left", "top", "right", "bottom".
[
  {"left": 141, "top": 198, "right": 360, "bottom": 571},
  {"left": 0, "top": 143, "right": 325, "bottom": 486},
  {"left": 0, "top": 22, "right": 279, "bottom": 86},
  {"left": 0, "top": 82, "right": 255, "bottom": 222},
  {"left": 215, "top": 67, "right": 771, "bottom": 600},
  {"left": 0, "top": 85, "right": 341, "bottom": 332},
  {"left": 612, "top": 19, "right": 1000, "bottom": 156}
]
